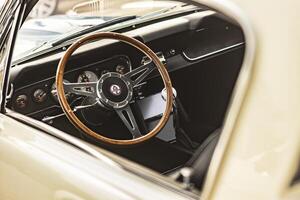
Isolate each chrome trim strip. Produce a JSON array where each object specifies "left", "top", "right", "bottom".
[{"left": 182, "top": 42, "right": 244, "bottom": 61}]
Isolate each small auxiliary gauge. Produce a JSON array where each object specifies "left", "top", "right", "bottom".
[
  {"left": 33, "top": 89, "right": 47, "bottom": 103},
  {"left": 15, "top": 95, "right": 28, "bottom": 109}
]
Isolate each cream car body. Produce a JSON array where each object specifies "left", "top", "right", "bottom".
[{"left": 0, "top": 0, "right": 299, "bottom": 200}]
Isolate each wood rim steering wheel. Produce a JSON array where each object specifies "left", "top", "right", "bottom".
[{"left": 56, "top": 32, "right": 173, "bottom": 146}]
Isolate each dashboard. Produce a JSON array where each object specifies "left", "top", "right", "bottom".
[{"left": 11, "top": 55, "right": 132, "bottom": 115}]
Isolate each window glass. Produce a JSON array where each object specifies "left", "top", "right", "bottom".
[
  {"left": 0, "top": 0, "right": 12, "bottom": 75},
  {"left": 14, "top": 0, "right": 188, "bottom": 59},
  {"left": 0, "top": 0, "right": 15, "bottom": 94}
]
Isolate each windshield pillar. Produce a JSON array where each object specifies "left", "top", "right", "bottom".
[{"left": 0, "top": 1, "right": 25, "bottom": 113}]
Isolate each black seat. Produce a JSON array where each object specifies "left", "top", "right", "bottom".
[{"left": 172, "top": 129, "right": 221, "bottom": 189}]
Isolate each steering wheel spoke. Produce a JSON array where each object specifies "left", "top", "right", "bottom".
[
  {"left": 116, "top": 105, "right": 142, "bottom": 139},
  {"left": 63, "top": 82, "right": 98, "bottom": 98},
  {"left": 125, "top": 61, "right": 156, "bottom": 86}
]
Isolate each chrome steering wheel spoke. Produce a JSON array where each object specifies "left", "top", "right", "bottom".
[
  {"left": 124, "top": 61, "right": 156, "bottom": 86},
  {"left": 115, "top": 105, "right": 142, "bottom": 139},
  {"left": 63, "top": 82, "right": 98, "bottom": 98}
]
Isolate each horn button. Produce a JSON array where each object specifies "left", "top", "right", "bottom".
[{"left": 97, "top": 72, "right": 133, "bottom": 109}]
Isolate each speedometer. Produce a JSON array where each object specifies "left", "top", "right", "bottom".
[
  {"left": 77, "top": 71, "right": 98, "bottom": 93},
  {"left": 77, "top": 71, "right": 98, "bottom": 83}
]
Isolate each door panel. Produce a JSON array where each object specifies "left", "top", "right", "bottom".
[{"left": 0, "top": 113, "right": 192, "bottom": 200}]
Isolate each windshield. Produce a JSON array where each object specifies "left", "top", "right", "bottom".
[{"left": 14, "top": 0, "right": 192, "bottom": 60}]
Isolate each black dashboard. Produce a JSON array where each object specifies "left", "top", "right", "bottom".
[{"left": 11, "top": 55, "right": 132, "bottom": 115}]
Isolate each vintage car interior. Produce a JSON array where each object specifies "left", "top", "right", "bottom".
[{"left": 7, "top": 1, "right": 245, "bottom": 190}]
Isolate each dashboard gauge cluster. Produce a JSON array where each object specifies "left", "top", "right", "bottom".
[{"left": 11, "top": 55, "right": 132, "bottom": 116}]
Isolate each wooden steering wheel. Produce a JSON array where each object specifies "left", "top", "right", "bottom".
[{"left": 56, "top": 32, "right": 173, "bottom": 146}]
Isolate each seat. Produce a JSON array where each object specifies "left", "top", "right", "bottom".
[{"left": 170, "top": 129, "right": 221, "bottom": 189}]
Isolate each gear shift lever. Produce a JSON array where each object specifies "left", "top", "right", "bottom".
[
  {"left": 161, "top": 87, "right": 190, "bottom": 122},
  {"left": 161, "top": 87, "right": 194, "bottom": 149}
]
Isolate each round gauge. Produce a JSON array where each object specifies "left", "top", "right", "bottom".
[
  {"left": 29, "top": 0, "right": 57, "bottom": 18},
  {"left": 77, "top": 71, "right": 98, "bottom": 93},
  {"left": 33, "top": 89, "right": 47, "bottom": 103},
  {"left": 77, "top": 71, "right": 98, "bottom": 83},
  {"left": 115, "top": 64, "right": 129, "bottom": 75},
  {"left": 51, "top": 80, "right": 71, "bottom": 102},
  {"left": 15, "top": 95, "right": 28, "bottom": 109}
]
